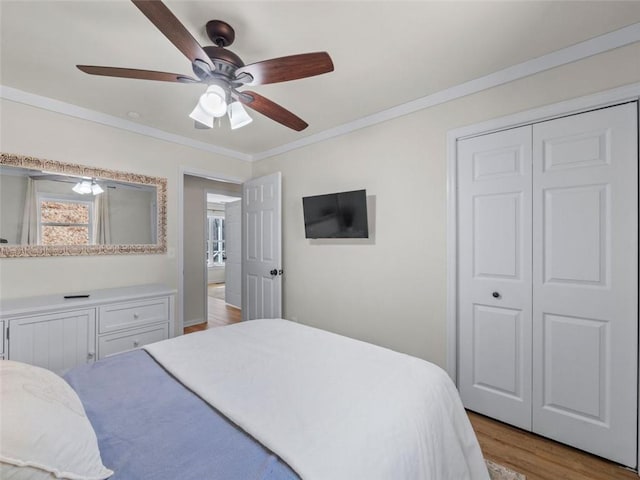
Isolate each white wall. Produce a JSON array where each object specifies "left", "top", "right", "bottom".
[
  {"left": 0, "top": 99, "right": 251, "bottom": 335},
  {"left": 252, "top": 42, "right": 640, "bottom": 367},
  {"left": 207, "top": 267, "right": 225, "bottom": 284}
]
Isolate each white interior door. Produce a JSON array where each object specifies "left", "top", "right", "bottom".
[
  {"left": 225, "top": 200, "right": 241, "bottom": 308},
  {"left": 457, "top": 126, "right": 533, "bottom": 430},
  {"left": 531, "top": 102, "right": 638, "bottom": 467},
  {"left": 242, "top": 172, "right": 282, "bottom": 320}
]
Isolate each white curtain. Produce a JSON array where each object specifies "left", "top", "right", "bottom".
[
  {"left": 20, "top": 178, "right": 39, "bottom": 245},
  {"left": 94, "top": 189, "right": 111, "bottom": 244}
]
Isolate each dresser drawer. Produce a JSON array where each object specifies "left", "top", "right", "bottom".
[
  {"left": 98, "top": 297, "right": 169, "bottom": 334},
  {"left": 98, "top": 323, "right": 168, "bottom": 359}
]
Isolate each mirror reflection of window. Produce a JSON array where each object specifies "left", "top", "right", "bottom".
[
  {"left": 206, "top": 213, "right": 225, "bottom": 267},
  {"left": 38, "top": 197, "right": 93, "bottom": 245}
]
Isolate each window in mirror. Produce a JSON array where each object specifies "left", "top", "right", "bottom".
[{"left": 39, "top": 196, "right": 93, "bottom": 245}]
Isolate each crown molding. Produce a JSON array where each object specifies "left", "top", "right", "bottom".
[
  {"left": 254, "top": 22, "right": 640, "bottom": 161},
  {"left": 0, "top": 86, "right": 252, "bottom": 162},
  {"left": 1, "top": 22, "right": 639, "bottom": 164}
]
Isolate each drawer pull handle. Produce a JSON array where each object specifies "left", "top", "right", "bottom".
[
  {"left": 133, "top": 340, "right": 140, "bottom": 347},
  {"left": 133, "top": 313, "right": 139, "bottom": 319}
]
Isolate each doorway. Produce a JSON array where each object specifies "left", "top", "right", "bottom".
[
  {"left": 178, "top": 169, "right": 284, "bottom": 335},
  {"left": 180, "top": 172, "right": 242, "bottom": 333}
]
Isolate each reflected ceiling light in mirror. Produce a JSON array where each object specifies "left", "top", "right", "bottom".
[
  {"left": 72, "top": 179, "right": 103, "bottom": 195},
  {"left": 91, "top": 180, "right": 104, "bottom": 195},
  {"left": 72, "top": 180, "right": 92, "bottom": 194}
]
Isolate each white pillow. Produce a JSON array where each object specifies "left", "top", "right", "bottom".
[{"left": 0, "top": 360, "right": 113, "bottom": 480}]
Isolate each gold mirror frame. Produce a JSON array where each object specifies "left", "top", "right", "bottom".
[{"left": 0, "top": 153, "right": 167, "bottom": 258}]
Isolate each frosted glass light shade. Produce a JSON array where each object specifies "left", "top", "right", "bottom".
[
  {"left": 229, "top": 102, "right": 253, "bottom": 130},
  {"left": 189, "top": 85, "right": 228, "bottom": 127},
  {"left": 201, "top": 85, "right": 228, "bottom": 117},
  {"left": 189, "top": 103, "right": 214, "bottom": 128}
]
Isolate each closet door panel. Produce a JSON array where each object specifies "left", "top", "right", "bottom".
[
  {"left": 458, "top": 126, "right": 533, "bottom": 430},
  {"left": 532, "top": 102, "right": 638, "bottom": 467}
]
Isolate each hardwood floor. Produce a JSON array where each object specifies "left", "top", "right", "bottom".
[
  {"left": 468, "top": 411, "right": 637, "bottom": 480},
  {"left": 184, "top": 284, "right": 241, "bottom": 334}
]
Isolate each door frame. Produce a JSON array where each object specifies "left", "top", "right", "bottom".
[
  {"left": 177, "top": 166, "right": 244, "bottom": 335},
  {"left": 445, "top": 81, "right": 640, "bottom": 471}
]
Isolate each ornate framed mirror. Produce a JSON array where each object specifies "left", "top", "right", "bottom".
[{"left": 0, "top": 153, "right": 167, "bottom": 257}]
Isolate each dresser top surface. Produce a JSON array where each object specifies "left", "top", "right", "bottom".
[{"left": 0, "top": 284, "right": 176, "bottom": 317}]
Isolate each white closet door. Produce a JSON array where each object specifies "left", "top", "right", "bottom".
[
  {"left": 532, "top": 102, "right": 638, "bottom": 467},
  {"left": 458, "top": 126, "right": 533, "bottom": 430}
]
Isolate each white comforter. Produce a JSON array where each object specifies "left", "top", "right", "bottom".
[{"left": 144, "top": 319, "right": 489, "bottom": 480}]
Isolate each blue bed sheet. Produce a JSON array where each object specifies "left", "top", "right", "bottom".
[{"left": 64, "top": 350, "right": 299, "bottom": 480}]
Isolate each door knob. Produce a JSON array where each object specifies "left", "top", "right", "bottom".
[
  {"left": 492, "top": 292, "right": 501, "bottom": 299},
  {"left": 270, "top": 269, "right": 278, "bottom": 276}
]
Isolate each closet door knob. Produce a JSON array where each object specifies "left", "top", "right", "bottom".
[{"left": 492, "top": 292, "right": 501, "bottom": 299}]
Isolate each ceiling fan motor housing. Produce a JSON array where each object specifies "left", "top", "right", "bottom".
[
  {"left": 193, "top": 46, "right": 247, "bottom": 88},
  {"left": 206, "top": 20, "right": 235, "bottom": 47}
]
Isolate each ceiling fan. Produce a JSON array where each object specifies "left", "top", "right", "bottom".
[{"left": 76, "top": 0, "right": 334, "bottom": 131}]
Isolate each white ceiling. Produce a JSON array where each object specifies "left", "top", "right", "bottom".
[{"left": 2, "top": 1, "right": 640, "bottom": 157}]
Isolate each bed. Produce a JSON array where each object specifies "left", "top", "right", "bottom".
[{"left": 0, "top": 318, "right": 490, "bottom": 480}]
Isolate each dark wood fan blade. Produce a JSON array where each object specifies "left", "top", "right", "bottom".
[
  {"left": 235, "top": 52, "right": 333, "bottom": 86},
  {"left": 239, "top": 91, "right": 308, "bottom": 131},
  {"left": 131, "top": 0, "right": 214, "bottom": 71},
  {"left": 77, "top": 65, "right": 199, "bottom": 83}
]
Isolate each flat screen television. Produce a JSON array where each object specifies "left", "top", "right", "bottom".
[{"left": 302, "top": 189, "right": 369, "bottom": 239}]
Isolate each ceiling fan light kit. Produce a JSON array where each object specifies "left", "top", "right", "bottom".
[{"left": 76, "top": 1, "right": 334, "bottom": 132}]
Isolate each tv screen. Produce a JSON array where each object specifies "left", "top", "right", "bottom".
[{"left": 302, "top": 189, "right": 369, "bottom": 239}]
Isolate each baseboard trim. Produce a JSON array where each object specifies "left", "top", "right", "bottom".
[{"left": 183, "top": 318, "right": 206, "bottom": 328}]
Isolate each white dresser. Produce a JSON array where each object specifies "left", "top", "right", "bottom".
[{"left": 0, "top": 284, "right": 175, "bottom": 375}]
